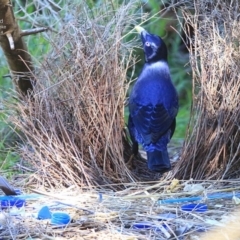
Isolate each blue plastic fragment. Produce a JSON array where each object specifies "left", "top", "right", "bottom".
[
  {"left": 158, "top": 192, "right": 240, "bottom": 204},
  {"left": 133, "top": 222, "right": 170, "bottom": 233},
  {"left": 51, "top": 212, "right": 71, "bottom": 225},
  {"left": 154, "top": 223, "right": 170, "bottom": 232},
  {"left": 17, "top": 194, "right": 43, "bottom": 200},
  {"left": 157, "top": 213, "right": 177, "bottom": 220},
  {"left": 14, "top": 189, "right": 22, "bottom": 195},
  {"left": 0, "top": 196, "right": 25, "bottom": 209},
  {"left": 181, "top": 203, "right": 207, "bottom": 212},
  {"left": 195, "top": 225, "right": 209, "bottom": 232},
  {"left": 38, "top": 206, "right": 52, "bottom": 220},
  {"left": 159, "top": 196, "right": 202, "bottom": 204},
  {"left": 98, "top": 193, "right": 103, "bottom": 203},
  {"left": 0, "top": 194, "right": 42, "bottom": 200},
  {"left": 133, "top": 222, "right": 153, "bottom": 229}
]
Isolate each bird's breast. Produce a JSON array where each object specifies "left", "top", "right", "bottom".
[{"left": 130, "top": 76, "right": 177, "bottom": 106}]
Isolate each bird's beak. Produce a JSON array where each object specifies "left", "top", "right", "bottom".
[
  {"left": 135, "top": 25, "right": 145, "bottom": 34},
  {"left": 135, "top": 25, "right": 148, "bottom": 42}
]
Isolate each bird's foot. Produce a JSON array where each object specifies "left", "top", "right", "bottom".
[{"left": 125, "top": 154, "right": 135, "bottom": 170}]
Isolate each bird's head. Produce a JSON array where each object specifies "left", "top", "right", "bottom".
[{"left": 135, "top": 26, "right": 168, "bottom": 63}]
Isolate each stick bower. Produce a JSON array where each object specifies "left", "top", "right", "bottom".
[
  {"left": 172, "top": 0, "right": 240, "bottom": 180},
  {"left": 11, "top": 1, "right": 143, "bottom": 187}
]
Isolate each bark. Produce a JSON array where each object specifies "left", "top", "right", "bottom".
[{"left": 0, "top": 0, "right": 34, "bottom": 95}]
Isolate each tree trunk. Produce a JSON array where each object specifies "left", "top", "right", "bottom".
[{"left": 0, "top": 0, "right": 34, "bottom": 95}]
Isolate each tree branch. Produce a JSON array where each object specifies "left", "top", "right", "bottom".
[{"left": 20, "top": 27, "right": 48, "bottom": 37}]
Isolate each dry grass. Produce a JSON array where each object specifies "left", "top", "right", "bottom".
[{"left": 172, "top": 0, "right": 240, "bottom": 180}]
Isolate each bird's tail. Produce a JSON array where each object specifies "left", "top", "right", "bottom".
[{"left": 147, "top": 150, "right": 171, "bottom": 173}]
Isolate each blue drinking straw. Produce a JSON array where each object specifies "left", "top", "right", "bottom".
[{"left": 158, "top": 192, "right": 240, "bottom": 204}]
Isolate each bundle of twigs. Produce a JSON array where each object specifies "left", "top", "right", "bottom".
[
  {"left": 172, "top": 0, "right": 240, "bottom": 180},
  {"left": 11, "top": 1, "right": 141, "bottom": 187}
]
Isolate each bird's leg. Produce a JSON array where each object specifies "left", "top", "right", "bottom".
[
  {"left": 126, "top": 154, "right": 135, "bottom": 169},
  {"left": 126, "top": 142, "right": 138, "bottom": 169}
]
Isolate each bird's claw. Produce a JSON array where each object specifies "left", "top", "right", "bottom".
[{"left": 126, "top": 154, "right": 135, "bottom": 169}]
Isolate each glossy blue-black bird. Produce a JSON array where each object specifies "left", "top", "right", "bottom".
[{"left": 128, "top": 26, "right": 178, "bottom": 173}]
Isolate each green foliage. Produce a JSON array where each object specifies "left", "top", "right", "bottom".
[
  {"left": 0, "top": 49, "right": 18, "bottom": 174},
  {"left": 0, "top": 111, "right": 19, "bottom": 176},
  {"left": 0, "top": 64, "right": 11, "bottom": 95},
  {"left": 26, "top": 34, "right": 51, "bottom": 62}
]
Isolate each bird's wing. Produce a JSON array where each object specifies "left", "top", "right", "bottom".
[{"left": 130, "top": 102, "right": 175, "bottom": 145}]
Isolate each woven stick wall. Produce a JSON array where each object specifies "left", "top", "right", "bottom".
[
  {"left": 172, "top": 0, "right": 240, "bottom": 179},
  {"left": 11, "top": 1, "right": 142, "bottom": 188}
]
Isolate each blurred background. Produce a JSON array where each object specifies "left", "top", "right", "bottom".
[{"left": 0, "top": 0, "right": 191, "bottom": 174}]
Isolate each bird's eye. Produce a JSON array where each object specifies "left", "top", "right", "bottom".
[{"left": 145, "top": 42, "right": 151, "bottom": 47}]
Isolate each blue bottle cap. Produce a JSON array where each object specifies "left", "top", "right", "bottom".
[
  {"left": 181, "top": 203, "right": 208, "bottom": 212},
  {"left": 38, "top": 206, "right": 52, "bottom": 220},
  {"left": 51, "top": 212, "right": 71, "bottom": 225},
  {"left": 0, "top": 196, "right": 25, "bottom": 209}
]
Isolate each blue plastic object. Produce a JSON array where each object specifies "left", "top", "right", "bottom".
[
  {"left": 157, "top": 213, "right": 176, "bottom": 220},
  {"left": 133, "top": 222, "right": 153, "bottom": 229},
  {"left": 195, "top": 225, "right": 209, "bottom": 232},
  {"left": 181, "top": 203, "right": 207, "bottom": 212},
  {"left": 133, "top": 222, "right": 170, "bottom": 233},
  {"left": 14, "top": 189, "right": 22, "bottom": 195},
  {"left": 98, "top": 193, "right": 103, "bottom": 203},
  {"left": 0, "top": 196, "right": 25, "bottom": 209},
  {"left": 38, "top": 206, "right": 52, "bottom": 220},
  {"left": 158, "top": 192, "right": 240, "bottom": 204},
  {"left": 51, "top": 212, "right": 71, "bottom": 225}
]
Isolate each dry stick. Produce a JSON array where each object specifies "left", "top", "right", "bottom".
[
  {"left": 31, "top": 189, "right": 95, "bottom": 213},
  {"left": 15, "top": 164, "right": 35, "bottom": 172},
  {"left": 54, "top": 201, "right": 94, "bottom": 214},
  {"left": 20, "top": 27, "right": 48, "bottom": 37}
]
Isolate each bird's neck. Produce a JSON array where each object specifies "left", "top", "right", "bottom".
[{"left": 144, "top": 61, "right": 170, "bottom": 74}]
